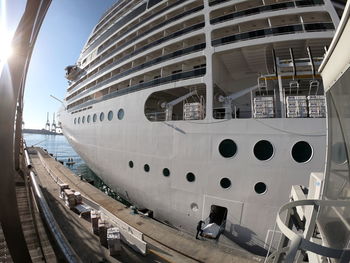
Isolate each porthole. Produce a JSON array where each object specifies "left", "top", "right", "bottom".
[
  {"left": 163, "top": 168, "right": 170, "bottom": 177},
  {"left": 129, "top": 161, "right": 134, "bottom": 168},
  {"left": 82, "top": 116, "right": 85, "bottom": 124},
  {"left": 87, "top": 115, "right": 91, "bottom": 123},
  {"left": 144, "top": 164, "right": 150, "bottom": 172},
  {"left": 100, "top": 112, "right": 104, "bottom": 121},
  {"left": 93, "top": 114, "right": 97, "bottom": 122},
  {"left": 118, "top": 108, "right": 124, "bottom": 120},
  {"left": 186, "top": 172, "right": 195, "bottom": 182},
  {"left": 78, "top": 117, "right": 80, "bottom": 124},
  {"left": 292, "top": 141, "right": 313, "bottom": 163},
  {"left": 254, "top": 140, "right": 274, "bottom": 161},
  {"left": 219, "top": 139, "right": 237, "bottom": 158},
  {"left": 74, "top": 118, "right": 76, "bottom": 124},
  {"left": 108, "top": 110, "right": 113, "bottom": 121},
  {"left": 220, "top": 178, "right": 231, "bottom": 189},
  {"left": 254, "top": 182, "right": 267, "bottom": 194}
]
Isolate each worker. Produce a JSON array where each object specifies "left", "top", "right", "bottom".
[{"left": 196, "top": 220, "right": 204, "bottom": 239}]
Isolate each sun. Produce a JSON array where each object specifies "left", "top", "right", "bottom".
[{"left": 0, "top": 29, "right": 13, "bottom": 62}]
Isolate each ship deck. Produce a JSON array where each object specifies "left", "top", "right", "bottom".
[{"left": 28, "top": 147, "right": 262, "bottom": 263}]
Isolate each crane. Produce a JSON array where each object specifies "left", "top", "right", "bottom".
[
  {"left": 218, "top": 84, "right": 259, "bottom": 119},
  {"left": 161, "top": 90, "right": 198, "bottom": 121}
]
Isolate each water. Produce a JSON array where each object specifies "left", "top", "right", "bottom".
[{"left": 24, "top": 133, "right": 126, "bottom": 203}]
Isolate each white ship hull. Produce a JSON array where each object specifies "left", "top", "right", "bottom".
[
  {"left": 59, "top": 0, "right": 343, "bottom": 253},
  {"left": 60, "top": 88, "right": 326, "bottom": 251}
]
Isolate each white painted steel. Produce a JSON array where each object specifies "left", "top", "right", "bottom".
[
  {"left": 59, "top": 0, "right": 340, "bottom": 252},
  {"left": 319, "top": 0, "right": 350, "bottom": 91},
  {"left": 60, "top": 90, "right": 327, "bottom": 248}
]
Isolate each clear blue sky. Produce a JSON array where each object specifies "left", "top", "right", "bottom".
[{"left": 6, "top": 0, "right": 116, "bottom": 128}]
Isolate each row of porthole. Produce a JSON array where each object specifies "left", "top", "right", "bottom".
[
  {"left": 74, "top": 108, "right": 125, "bottom": 124},
  {"left": 219, "top": 139, "right": 313, "bottom": 163},
  {"left": 128, "top": 161, "right": 267, "bottom": 194}
]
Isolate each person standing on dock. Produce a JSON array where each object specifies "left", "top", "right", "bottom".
[{"left": 196, "top": 220, "right": 204, "bottom": 239}]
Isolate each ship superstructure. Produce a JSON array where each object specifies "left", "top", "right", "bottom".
[{"left": 59, "top": 0, "right": 343, "bottom": 253}]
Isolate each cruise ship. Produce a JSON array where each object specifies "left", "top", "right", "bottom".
[{"left": 59, "top": 0, "right": 344, "bottom": 254}]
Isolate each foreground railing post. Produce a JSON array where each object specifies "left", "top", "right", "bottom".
[
  {"left": 0, "top": 0, "right": 51, "bottom": 261},
  {"left": 285, "top": 235, "right": 302, "bottom": 263}
]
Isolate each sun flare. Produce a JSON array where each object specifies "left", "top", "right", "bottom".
[{"left": 0, "top": 29, "right": 13, "bottom": 62}]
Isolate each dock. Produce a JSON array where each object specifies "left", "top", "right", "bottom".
[{"left": 28, "top": 147, "right": 263, "bottom": 263}]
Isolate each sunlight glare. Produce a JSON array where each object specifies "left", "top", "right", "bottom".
[
  {"left": 0, "top": 30, "right": 13, "bottom": 62},
  {"left": 0, "top": 0, "right": 13, "bottom": 63}
]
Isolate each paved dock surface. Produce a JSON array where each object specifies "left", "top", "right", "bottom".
[{"left": 29, "top": 147, "right": 263, "bottom": 263}]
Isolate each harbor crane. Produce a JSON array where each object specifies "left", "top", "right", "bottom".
[
  {"left": 51, "top": 113, "right": 56, "bottom": 133},
  {"left": 45, "top": 112, "right": 50, "bottom": 130}
]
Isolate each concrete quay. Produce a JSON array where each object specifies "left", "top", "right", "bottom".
[{"left": 29, "top": 147, "right": 263, "bottom": 263}]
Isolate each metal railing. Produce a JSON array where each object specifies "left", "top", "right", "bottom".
[
  {"left": 265, "top": 199, "right": 350, "bottom": 263},
  {"left": 68, "top": 67, "right": 206, "bottom": 111},
  {"left": 0, "top": 1, "right": 52, "bottom": 262},
  {"left": 210, "top": 0, "right": 324, "bottom": 25},
  {"left": 212, "top": 22, "right": 334, "bottom": 47},
  {"left": 68, "top": 17, "right": 205, "bottom": 93},
  {"left": 68, "top": 42, "right": 206, "bottom": 101}
]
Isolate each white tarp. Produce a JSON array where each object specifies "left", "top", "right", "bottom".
[{"left": 202, "top": 223, "right": 220, "bottom": 238}]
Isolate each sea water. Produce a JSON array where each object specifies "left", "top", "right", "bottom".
[{"left": 23, "top": 133, "right": 125, "bottom": 203}]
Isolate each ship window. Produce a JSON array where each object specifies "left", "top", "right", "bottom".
[
  {"left": 292, "top": 141, "right": 313, "bottom": 163},
  {"left": 144, "top": 164, "right": 150, "bottom": 172},
  {"left": 254, "top": 182, "right": 267, "bottom": 194},
  {"left": 163, "top": 168, "right": 170, "bottom": 177},
  {"left": 93, "top": 113, "right": 97, "bottom": 122},
  {"left": 219, "top": 139, "right": 237, "bottom": 158},
  {"left": 78, "top": 117, "right": 80, "bottom": 124},
  {"left": 108, "top": 110, "right": 113, "bottom": 121},
  {"left": 100, "top": 112, "right": 105, "bottom": 122},
  {"left": 82, "top": 116, "right": 85, "bottom": 124},
  {"left": 186, "top": 172, "right": 195, "bottom": 182},
  {"left": 74, "top": 118, "right": 76, "bottom": 124},
  {"left": 87, "top": 115, "right": 91, "bottom": 123},
  {"left": 254, "top": 140, "right": 274, "bottom": 161},
  {"left": 129, "top": 161, "right": 134, "bottom": 168},
  {"left": 220, "top": 178, "right": 231, "bottom": 189},
  {"left": 118, "top": 109, "right": 124, "bottom": 120}
]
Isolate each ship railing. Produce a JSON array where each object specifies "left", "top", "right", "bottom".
[
  {"left": 145, "top": 111, "right": 185, "bottom": 121},
  {"left": 145, "top": 111, "right": 166, "bottom": 121},
  {"left": 84, "top": 0, "right": 145, "bottom": 54},
  {"left": 67, "top": 67, "right": 206, "bottom": 111},
  {"left": 83, "top": 0, "right": 202, "bottom": 62},
  {"left": 69, "top": 17, "right": 205, "bottom": 93},
  {"left": 213, "top": 106, "right": 252, "bottom": 119},
  {"left": 264, "top": 199, "right": 350, "bottom": 263},
  {"left": 212, "top": 22, "right": 334, "bottom": 47},
  {"left": 68, "top": 41, "right": 206, "bottom": 96},
  {"left": 210, "top": 0, "right": 324, "bottom": 25}
]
